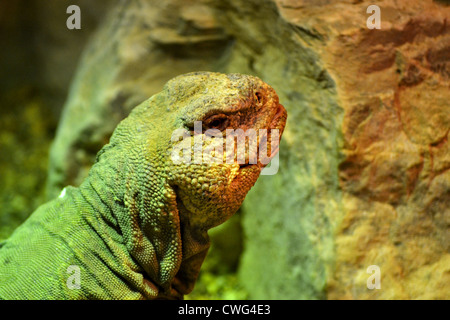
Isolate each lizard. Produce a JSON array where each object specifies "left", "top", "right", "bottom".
[{"left": 0, "top": 71, "right": 287, "bottom": 299}]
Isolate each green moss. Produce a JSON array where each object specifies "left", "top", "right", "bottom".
[
  {"left": 186, "top": 272, "right": 248, "bottom": 300},
  {"left": 0, "top": 87, "right": 56, "bottom": 240}
]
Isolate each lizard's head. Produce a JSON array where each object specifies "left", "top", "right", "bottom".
[
  {"left": 111, "top": 72, "right": 286, "bottom": 298},
  {"left": 161, "top": 72, "right": 287, "bottom": 230}
]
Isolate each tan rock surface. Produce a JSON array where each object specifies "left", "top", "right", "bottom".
[{"left": 309, "top": 0, "right": 450, "bottom": 299}]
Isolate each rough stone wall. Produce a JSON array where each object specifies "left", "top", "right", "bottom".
[{"left": 315, "top": 0, "right": 450, "bottom": 299}]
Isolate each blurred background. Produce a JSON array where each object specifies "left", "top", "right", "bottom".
[{"left": 0, "top": 0, "right": 449, "bottom": 299}]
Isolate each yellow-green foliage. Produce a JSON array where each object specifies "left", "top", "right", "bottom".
[
  {"left": 0, "top": 88, "right": 55, "bottom": 240},
  {"left": 186, "top": 272, "right": 248, "bottom": 300}
]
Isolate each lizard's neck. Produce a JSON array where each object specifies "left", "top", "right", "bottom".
[
  {"left": 76, "top": 142, "right": 186, "bottom": 297},
  {"left": 77, "top": 160, "right": 124, "bottom": 232},
  {"left": 76, "top": 141, "right": 211, "bottom": 298}
]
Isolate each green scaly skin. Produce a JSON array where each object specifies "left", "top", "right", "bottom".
[{"left": 0, "top": 72, "right": 287, "bottom": 299}]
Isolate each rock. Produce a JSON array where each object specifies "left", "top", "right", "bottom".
[{"left": 319, "top": 0, "right": 450, "bottom": 299}]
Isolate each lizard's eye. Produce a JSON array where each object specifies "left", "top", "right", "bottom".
[{"left": 204, "top": 114, "right": 229, "bottom": 131}]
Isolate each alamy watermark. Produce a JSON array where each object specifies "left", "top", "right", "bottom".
[
  {"left": 66, "top": 5, "right": 81, "bottom": 30},
  {"left": 66, "top": 265, "right": 81, "bottom": 290},
  {"left": 367, "top": 265, "right": 381, "bottom": 289},
  {"left": 170, "top": 121, "right": 281, "bottom": 175},
  {"left": 367, "top": 5, "right": 381, "bottom": 29}
]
